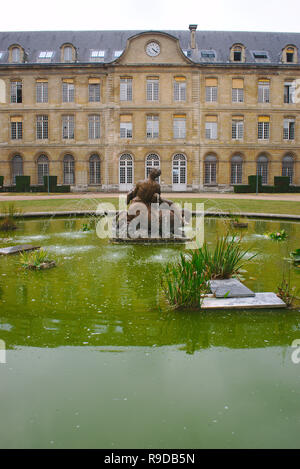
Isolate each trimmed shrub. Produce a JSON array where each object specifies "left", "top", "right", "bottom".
[
  {"left": 0, "top": 176, "right": 3, "bottom": 187},
  {"left": 16, "top": 176, "right": 30, "bottom": 192},
  {"left": 289, "top": 186, "right": 300, "bottom": 193},
  {"left": 233, "top": 185, "right": 252, "bottom": 193},
  {"left": 261, "top": 185, "right": 275, "bottom": 193},
  {"left": 248, "top": 175, "right": 262, "bottom": 192},
  {"left": 55, "top": 185, "right": 71, "bottom": 193},
  {"left": 43, "top": 175, "right": 57, "bottom": 192},
  {"left": 274, "top": 176, "right": 290, "bottom": 193}
]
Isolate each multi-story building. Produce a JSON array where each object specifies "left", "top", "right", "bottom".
[{"left": 0, "top": 26, "right": 299, "bottom": 192}]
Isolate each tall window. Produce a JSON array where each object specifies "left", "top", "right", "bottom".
[
  {"left": 232, "top": 79, "right": 244, "bottom": 103},
  {"left": 12, "top": 47, "right": 20, "bottom": 63},
  {"left": 63, "top": 154, "right": 75, "bottom": 184},
  {"left": 205, "top": 78, "right": 217, "bottom": 102},
  {"left": 146, "top": 115, "right": 159, "bottom": 138},
  {"left": 37, "top": 155, "right": 49, "bottom": 185},
  {"left": 88, "top": 114, "right": 100, "bottom": 139},
  {"left": 119, "top": 154, "right": 133, "bottom": 186},
  {"left": 174, "top": 77, "right": 186, "bottom": 101},
  {"left": 11, "top": 155, "right": 23, "bottom": 184},
  {"left": 282, "top": 155, "right": 294, "bottom": 183},
  {"left": 120, "top": 115, "right": 132, "bottom": 138},
  {"left": 11, "top": 81, "right": 22, "bottom": 103},
  {"left": 204, "top": 155, "right": 217, "bottom": 184},
  {"left": 284, "top": 81, "right": 295, "bottom": 103},
  {"left": 120, "top": 78, "right": 132, "bottom": 101},
  {"left": 146, "top": 154, "right": 160, "bottom": 178},
  {"left": 258, "top": 79, "right": 270, "bottom": 103},
  {"left": 62, "top": 80, "right": 74, "bottom": 102},
  {"left": 231, "top": 155, "right": 243, "bottom": 184},
  {"left": 232, "top": 117, "right": 244, "bottom": 140},
  {"left": 205, "top": 116, "right": 218, "bottom": 139},
  {"left": 88, "top": 79, "right": 100, "bottom": 102},
  {"left": 257, "top": 155, "right": 269, "bottom": 185},
  {"left": 10, "top": 117, "right": 22, "bottom": 139},
  {"left": 232, "top": 46, "right": 243, "bottom": 62},
  {"left": 36, "top": 115, "right": 48, "bottom": 139},
  {"left": 172, "top": 154, "right": 187, "bottom": 186},
  {"left": 89, "top": 154, "right": 101, "bottom": 185},
  {"left": 62, "top": 115, "right": 74, "bottom": 139},
  {"left": 258, "top": 116, "right": 270, "bottom": 140},
  {"left": 146, "top": 78, "right": 159, "bottom": 101},
  {"left": 36, "top": 80, "right": 48, "bottom": 103},
  {"left": 63, "top": 46, "right": 73, "bottom": 62},
  {"left": 283, "top": 118, "right": 295, "bottom": 140},
  {"left": 173, "top": 115, "right": 186, "bottom": 139}
]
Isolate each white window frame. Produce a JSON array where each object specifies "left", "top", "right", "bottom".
[
  {"left": 88, "top": 114, "right": 101, "bottom": 139},
  {"left": 36, "top": 115, "right": 48, "bottom": 139},
  {"left": 88, "top": 83, "right": 100, "bottom": 102},
  {"left": 174, "top": 80, "right": 186, "bottom": 101},
  {"left": 62, "top": 115, "right": 75, "bottom": 139},
  {"left": 205, "top": 86, "right": 217, "bottom": 102},
  {"left": 11, "top": 121, "right": 22, "bottom": 140},
  {"left": 283, "top": 118, "right": 295, "bottom": 140},
  {"left": 120, "top": 122, "right": 132, "bottom": 139},
  {"left": 146, "top": 79, "right": 159, "bottom": 101},
  {"left": 232, "top": 120, "right": 244, "bottom": 140},
  {"left": 205, "top": 122, "right": 218, "bottom": 139},
  {"left": 62, "top": 82, "right": 75, "bottom": 103},
  {"left": 36, "top": 81, "right": 48, "bottom": 103},
  {"left": 232, "top": 88, "right": 244, "bottom": 103},
  {"left": 258, "top": 122, "right": 270, "bottom": 140},
  {"left": 120, "top": 78, "right": 132, "bottom": 101},
  {"left": 258, "top": 81, "right": 270, "bottom": 103},
  {"left": 146, "top": 115, "right": 159, "bottom": 138},
  {"left": 173, "top": 117, "right": 186, "bottom": 139}
]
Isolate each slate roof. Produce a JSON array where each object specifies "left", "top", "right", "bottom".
[{"left": 0, "top": 29, "right": 299, "bottom": 65}]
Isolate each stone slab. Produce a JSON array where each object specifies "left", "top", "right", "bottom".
[
  {"left": 0, "top": 244, "right": 40, "bottom": 255},
  {"left": 202, "top": 292, "right": 286, "bottom": 309},
  {"left": 209, "top": 278, "right": 255, "bottom": 298}
]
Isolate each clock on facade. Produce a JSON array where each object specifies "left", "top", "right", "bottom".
[{"left": 146, "top": 42, "right": 161, "bottom": 57}]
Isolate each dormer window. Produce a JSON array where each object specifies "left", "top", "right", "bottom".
[
  {"left": 12, "top": 47, "right": 20, "bottom": 63},
  {"left": 90, "top": 50, "right": 105, "bottom": 62},
  {"left": 230, "top": 44, "right": 245, "bottom": 63},
  {"left": 39, "top": 51, "right": 53, "bottom": 59},
  {"left": 234, "top": 48, "right": 242, "bottom": 61},
  {"left": 64, "top": 46, "right": 72, "bottom": 62},
  {"left": 283, "top": 45, "right": 297, "bottom": 64},
  {"left": 114, "top": 50, "right": 123, "bottom": 58},
  {"left": 201, "top": 50, "right": 216, "bottom": 59},
  {"left": 252, "top": 51, "right": 269, "bottom": 61}
]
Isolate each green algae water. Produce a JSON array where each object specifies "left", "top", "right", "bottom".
[{"left": 0, "top": 216, "right": 300, "bottom": 449}]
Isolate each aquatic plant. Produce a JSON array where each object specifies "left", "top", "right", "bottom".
[
  {"left": 277, "top": 276, "right": 298, "bottom": 307},
  {"left": 290, "top": 249, "right": 300, "bottom": 266},
  {"left": 20, "top": 249, "right": 56, "bottom": 270},
  {"left": 162, "top": 253, "right": 210, "bottom": 309},
  {"left": 265, "top": 229, "right": 287, "bottom": 241},
  {"left": 186, "top": 234, "right": 256, "bottom": 280},
  {"left": 0, "top": 203, "right": 20, "bottom": 231},
  {"left": 162, "top": 233, "right": 256, "bottom": 308}
]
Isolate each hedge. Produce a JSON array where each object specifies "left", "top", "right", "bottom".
[
  {"left": 234, "top": 175, "right": 300, "bottom": 193},
  {"left": 55, "top": 185, "right": 71, "bottom": 193},
  {"left": 16, "top": 176, "right": 30, "bottom": 192},
  {"left": 43, "top": 175, "right": 57, "bottom": 192},
  {"left": 0, "top": 176, "right": 3, "bottom": 187}
]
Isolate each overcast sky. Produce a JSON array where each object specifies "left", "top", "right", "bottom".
[{"left": 1, "top": 0, "right": 300, "bottom": 33}]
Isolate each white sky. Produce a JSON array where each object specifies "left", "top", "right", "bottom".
[{"left": 1, "top": 0, "right": 300, "bottom": 33}]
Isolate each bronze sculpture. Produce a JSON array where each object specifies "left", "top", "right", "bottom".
[{"left": 115, "top": 169, "right": 187, "bottom": 238}]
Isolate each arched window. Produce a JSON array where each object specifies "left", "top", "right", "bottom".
[
  {"left": 204, "top": 154, "right": 217, "bottom": 184},
  {"left": 282, "top": 154, "right": 294, "bottom": 184},
  {"left": 63, "top": 46, "right": 73, "bottom": 62},
  {"left": 231, "top": 155, "right": 243, "bottom": 184},
  {"left": 257, "top": 155, "right": 269, "bottom": 185},
  {"left": 11, "top": 155, "right": 23, "bottom": 184},
  {"left": 89, "top": 154, "right": 101, "bottom": 185},
  {"left": 37, "top": 154, "right": 49, "bottom": 185},
  {"left": 172, "top": 153, "right": 187, "bottom": 190},
  {"left": 119, "top": 154, "right": 133, "bottom": 190},
  {"left": 12, "top": 47, "right": 20, "bottom": 63},
  {"left": 230, "top": 44, "right": 245, "bottom": 62},
  {"left": 145, "top": 153, "right": 160, "bottom": 179},
  {"left": 63, "top": 154, "right": 75, "bottom": 185}
]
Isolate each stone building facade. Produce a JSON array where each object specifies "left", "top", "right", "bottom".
[{"left": 0, "top": 27, "right": 299, "bottom": 191}]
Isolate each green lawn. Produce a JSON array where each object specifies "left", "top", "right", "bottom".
[{"left": 0, "top": 196, "right": 300, "bottom": 216}]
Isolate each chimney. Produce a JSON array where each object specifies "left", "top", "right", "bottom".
[{"left": 189, "top": 24, "right": 198, "bottom": 49}]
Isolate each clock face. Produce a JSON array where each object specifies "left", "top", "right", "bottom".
[{"left": 146, "top": 42, "right": 161, "bottom": 57}]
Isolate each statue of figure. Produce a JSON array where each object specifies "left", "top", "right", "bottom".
[{"left": 116, "top": 169, "right": 186, "bottom": 238}]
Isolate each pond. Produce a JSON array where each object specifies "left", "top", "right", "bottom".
[{"left": 0, "top": 216, "right": 300, "bottom": 449}]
